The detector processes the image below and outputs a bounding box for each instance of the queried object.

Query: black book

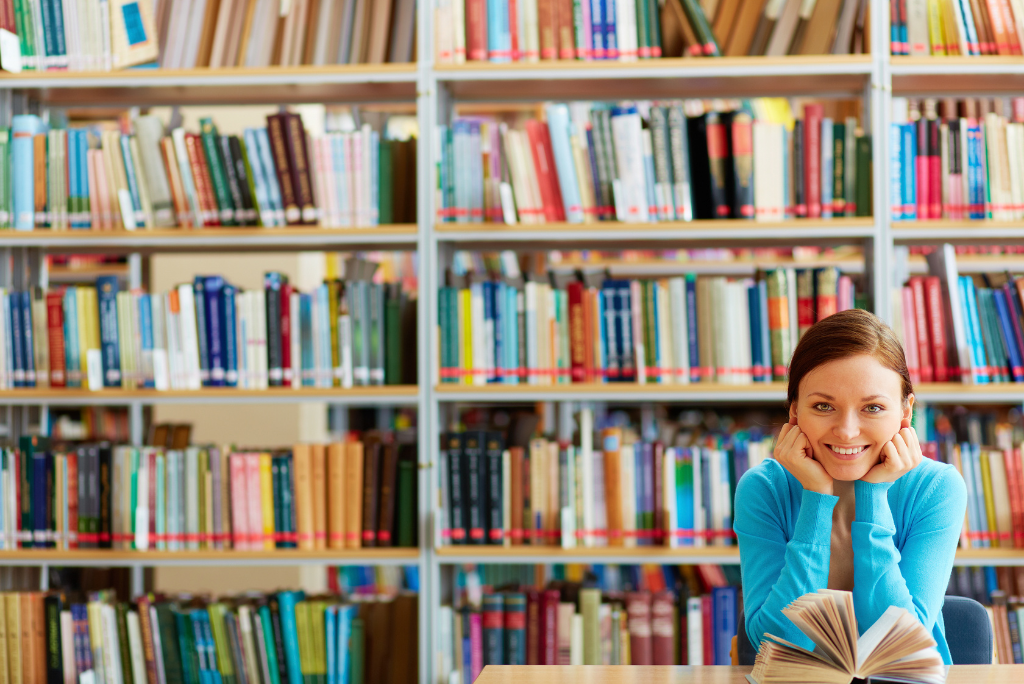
[686,114,714,219]
[269,598,290,684]
[462,430,487,545]
[395,445,418,547]
[444,432,467,544]
[706,111,734,219]
[116,603,136,684]
[45,452,54,549]
[730,112,754,220]
[484,432,505,545]
[44,594,64,684]
[793,119,806,217]
[192,276,211,386]
[265,272,284,386]
[154,602,186,684]
[98,442,113,549]
[220,136,250,226]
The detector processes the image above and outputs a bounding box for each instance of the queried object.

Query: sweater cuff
[793,489,838,546]
[854,480,895,527]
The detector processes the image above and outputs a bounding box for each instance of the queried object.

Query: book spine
[265,115,300,224]
[199,118,235,225]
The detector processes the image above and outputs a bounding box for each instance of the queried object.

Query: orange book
[184,132,218,226]
[345,440,364,549]
[327,442,346,549]
[292,444,315,550]
[602,427,623,547]
[311,443,328,550]
[20,594,33,684]
[31,594,43,684]
[160,137,192,227]
[33,134,46,229]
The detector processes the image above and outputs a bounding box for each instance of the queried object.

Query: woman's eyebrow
[807,392,835,400]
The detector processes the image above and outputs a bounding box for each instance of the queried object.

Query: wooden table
[474,665,1024,683]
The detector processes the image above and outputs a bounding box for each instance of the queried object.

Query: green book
[295,601,313,684]
[155,603,186,684]
[173,608,200,684]
[198,117,236,226]
[679,0,720,56]
[378,139,393,226]
[855,135,872,217]
[634,0,651,57]
[207,604,237,684]
[258,604,283,684]
[580,588,601,665]
[384,284,402,385]
[237,136,266,226]
[116,603,135,684]
[833,122,846,215]
[129,449,138,549]
[396,457,416,547]
[310,601,327,684]
[349,617,364,684]
[646,0,662,57]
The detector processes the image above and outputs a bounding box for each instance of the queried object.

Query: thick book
[747,589,944,684]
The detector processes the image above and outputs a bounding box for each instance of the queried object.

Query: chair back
[735,595,993,666]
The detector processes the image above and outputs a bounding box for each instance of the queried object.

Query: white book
[185,447,199,550]
[610,108,649,222]
[135,454,149,550]
[692,446,705,548]
[905,0,929,54]
[126,612,147,684]
[434,0,453,63]
[339,305,353,389]
[170,128,203,227]
[63,0,80,70]
[522,0,539,61]
[592,450,607,547]
[709,449,725,545]
[656,280,672,385]
[87,603,107,684]
[155,452,166,551]
[580,407,595,548]
[102,604,123,684]
[438,605,454,683]
[238,606,262,684]
[502,448,512,547]
[241,291,254,388]
[786,267,798,354]
[669,277,689,384]
[524,281,538,384]
[687,596,704,665]
[256,289,269,389]
[176,284,202,390]
[164,293,185,390]
[61,610,76,684]
[617,0,638,60]
[570,614,584,665]
[98,0,112,70]
[452,0,466,63]
[236,291,249,388]
[561,444,577,548]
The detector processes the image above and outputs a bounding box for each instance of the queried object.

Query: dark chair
[735,595,993,665]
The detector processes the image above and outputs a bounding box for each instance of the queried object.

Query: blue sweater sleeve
[734,463,838,651]
[851,465,967,638]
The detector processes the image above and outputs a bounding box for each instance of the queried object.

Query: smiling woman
[734,309,968,665]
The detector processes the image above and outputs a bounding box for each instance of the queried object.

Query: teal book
[259,604,282,684]
[348,617,363,684]
[277,591,304,684]
[155,603,186,684]
[325,607,337,684]
[174,609,201,684]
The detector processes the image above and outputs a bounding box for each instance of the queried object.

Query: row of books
[159,0,416,70]
[0,433,419,552]
[437,101,871,226]
[437,267,859,385]
[947,564,1024,664]
[437,411,774,547]
[0,267,416,391]
[436,0,865,63]
[890,0,1024,55]
[4,112,416,231]
[889,97,1024,221]
[49,407,130,442]
[895,243,1024,385]
[0,588,416,684]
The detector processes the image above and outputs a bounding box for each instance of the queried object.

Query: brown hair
[786,309,913,411]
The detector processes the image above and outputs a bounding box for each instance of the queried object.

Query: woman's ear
[788,404,798,426]
[901,393,915,429]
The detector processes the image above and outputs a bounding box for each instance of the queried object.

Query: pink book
[902,286,921,384]
[469,610,483,681]
[245,453,264,549]
[229,453,250,550]
[630,279,644,383]
[344,133,356,226]
[916,123,930,219]
[509,0,521,60]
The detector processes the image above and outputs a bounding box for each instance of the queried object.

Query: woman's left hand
[861,419,923,484]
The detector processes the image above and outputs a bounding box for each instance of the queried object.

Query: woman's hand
[775,421,834,495]
[861,419,923,484]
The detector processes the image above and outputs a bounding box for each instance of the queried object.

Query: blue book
[965,443,990,548]
[492,281,504,383]
[9,290,23,388]
[20,291,34,387]
[120,134,145,226]
[961,276,990,383]
[255,128,285,226]
[711,586,738,665]
[203,276,226,386]
[222,283,238,386]
[486,0,511,62]
[32,452,46,547]
[201,613,222,684]
[757,280,771,383]
[901,123,917,220]
[138,293,155,388]
[190,612,212,684]
[11,115,40,230]
[276,591,304,684]
[604,0,617,58]
[640,443,653,545]
[63,288,79,387]
[51,0,68,64]
[676,449,692,547]
[337,605,353,684]
[67,129,79,227]
[192,276,211,385]
[889,123,903,221]
[96,275,122,387]
[686,275,700,382]
[600,281,620,380]
[617,281,635,381]
[590,0,605,58]
[242,129,272,227]
[594,288,606,382]
[992,289,1024,382]
[968,123,985,218]
[79,130,91,228]
[325,606,338,684]
[300,293,314,386]
[820,119,834,219]
[481,594,504,665]
[545,104,585,223]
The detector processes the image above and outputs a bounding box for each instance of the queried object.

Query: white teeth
[829,445,865,455]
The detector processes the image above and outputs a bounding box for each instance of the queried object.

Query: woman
[734,309,967,664]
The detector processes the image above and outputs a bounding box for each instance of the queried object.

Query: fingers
[880,440,900,468]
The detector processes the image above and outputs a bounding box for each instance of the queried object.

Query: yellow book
[259,452,276,550]
[75,288,90,387]
[927,0,947,55]
[311,601,327,677]
[988,449,1014,549]
[295,602,312,679]
[459,287,472,385]
[979,449,1000,548]
[5,594,20,684]
[0,594,8,684]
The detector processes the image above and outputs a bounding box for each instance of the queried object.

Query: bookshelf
[2,2,1024,682]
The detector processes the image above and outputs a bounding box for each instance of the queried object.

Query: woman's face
[789,354,914,482]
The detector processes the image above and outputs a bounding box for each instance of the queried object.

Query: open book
[746,589,946,684]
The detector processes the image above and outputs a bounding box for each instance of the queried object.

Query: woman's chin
[822,459,874,482]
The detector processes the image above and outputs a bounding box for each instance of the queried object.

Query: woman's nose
[832,412,860,440]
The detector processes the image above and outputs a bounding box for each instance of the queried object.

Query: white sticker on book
[499,183,517,225]
[118,189,137,230]
[0,30,22,73]
[86,350,104,390]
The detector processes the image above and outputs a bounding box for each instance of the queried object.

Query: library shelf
[434,55,874,101]
[914,383,1024,403]
[0,386,419,406]
[433,546,741,565]
[0,548,420,567]
[434,546,1024,567]
[892,220,1024,244]
[0,64,419,106]
[433,382,787,403]
[890,56,1024,95]
[0,226,419,254]
[433,218,877,249]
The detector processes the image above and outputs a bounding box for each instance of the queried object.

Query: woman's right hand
[774,422,834,495]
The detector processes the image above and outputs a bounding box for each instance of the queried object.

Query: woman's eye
[814,403,832,412]
[864,405,883,413]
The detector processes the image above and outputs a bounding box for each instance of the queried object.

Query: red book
[652,591,675,665]
[541,589,559,664]
[567,282,586,382]
[652,442,664,545]
[45,290,66,387]
[184,133,220,226]
[928,119,942,218]
[281,282,293,385]
[1004,449,1023,548]
[924,276,949,382]
[467,0,488,61]
[626,591,653,665]
[702,595,714,666]
[538,0,558,59]
[526,588,541,664]
[67,451,78,550]
[706,115,731,218]
[509,0,521,59]
[229,454,250,550]
[557,0,576,59]
[148,449,158,547]
[509,446,524,545]
[803,104,824,218]
[1014,449,1024,547]
[524,120,566,222]
[909,277,934,382]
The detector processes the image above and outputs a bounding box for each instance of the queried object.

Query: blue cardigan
[733,456,967,664]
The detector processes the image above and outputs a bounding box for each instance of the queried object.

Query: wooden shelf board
[437,55,872,74]
[0,548,420,566]
[0,226,419,253]
[893,220,1024,244]
[0,386,419,405]
[434,546,739,559]
[890,56,1024,94]
[434,383,787,403]
[0,64,419,82]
